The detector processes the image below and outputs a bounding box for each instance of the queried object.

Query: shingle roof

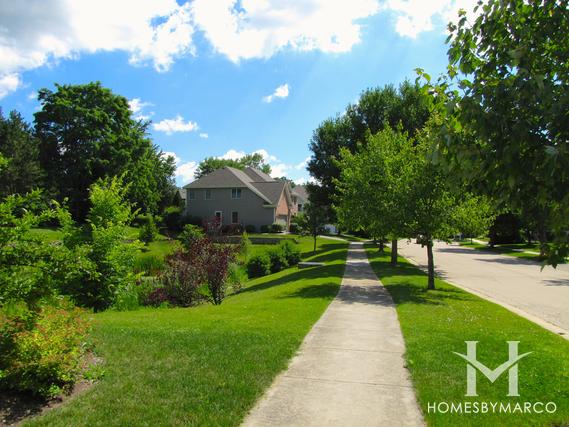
[183,166,285,205]
[292,185,308,202]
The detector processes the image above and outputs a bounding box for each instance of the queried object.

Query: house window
[231,211,238,224]
[215,211,222,223]
[231,188,242,199]
[205,189,212,200]
[189,190,195,200]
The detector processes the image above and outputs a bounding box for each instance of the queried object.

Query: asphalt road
[397,240,569,337]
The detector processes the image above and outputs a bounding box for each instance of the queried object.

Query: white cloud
[263,83,290,103]
[191,0,380,62]
[128,98,152,114]
[295,156,311,170]
[199,132,209,139]
[0,0,195,92]
[162,151,181,164]
[153,115,199,135]
[0,73,22,99]
[382,0,478,38]
[220,149,246,160]
[175,161,198,183]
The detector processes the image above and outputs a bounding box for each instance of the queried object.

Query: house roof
[183,166,287,205]
[292,185,308,202]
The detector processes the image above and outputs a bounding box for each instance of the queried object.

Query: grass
[459,241,544,262]
[365,244,569,426]
[28,227,63,243]
[25,237,348,426]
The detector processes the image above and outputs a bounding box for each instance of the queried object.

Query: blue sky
[0,0,476,185]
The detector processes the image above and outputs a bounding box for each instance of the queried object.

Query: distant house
[291,185,308,214]
[183,167,294,231]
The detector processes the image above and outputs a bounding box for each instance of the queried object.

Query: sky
[0,0,477,186]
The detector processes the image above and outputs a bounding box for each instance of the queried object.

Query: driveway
[397,240,569,337]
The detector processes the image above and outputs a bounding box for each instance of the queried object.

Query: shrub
[245,224,256,233]
[160,250,203,307]
[0,302,91,398]
[138,216,158,245]
[247,253,271,278]
[279,240,301,265]
[178,224,205,249]
[163,206,183,231]
[289,223,299,233]
[133,254,166,276]
[145,287,171,307]
[271,223,285,233]
[239,232,252,260]
[227,263,246,294]
[267,247,289,273]
[260,225,271,233]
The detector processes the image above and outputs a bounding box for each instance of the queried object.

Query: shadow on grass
[240,264,345,296]
[301,242,347,261]
[280,283,340,299]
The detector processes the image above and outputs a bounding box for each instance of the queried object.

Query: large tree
[35,82,174,219]
[436,0,568,262]
[307,81,432,215]
[194,152,271,179]
[0,110,44,198]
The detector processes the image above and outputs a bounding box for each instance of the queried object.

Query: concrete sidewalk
[242,242,423,427]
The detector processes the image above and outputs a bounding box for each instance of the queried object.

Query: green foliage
[34,82,175,219]
[138,216,158,245]
[58,176,140,311]
[239,232,252,260]
[295,204,327,254]
[489,212,523,246]
[178,224,205,249]
[308,81,433,212]
[279,240,301,266]
[246,253,271,278]
[267,248,289,273]
[162,206,183,231]
[159,250,203,307]
[0,301,90,398]
[453,194,496,241]
[437,0,569,265]
[244,224,256,233]
[271,222,284,233]
[0,110,44,198]
[260,225,271,233]
[226,263,246,294]
[195,152,271,179]
[133,254,166,276]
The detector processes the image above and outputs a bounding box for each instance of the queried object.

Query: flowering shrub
[160,250,203,307]
[0,302,91,398]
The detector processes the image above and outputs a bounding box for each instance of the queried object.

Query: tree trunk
[390,239,398,266]
[313,234,317,254]
[379,240,384,253]
[537,222,547,258]
[427,241,435,290]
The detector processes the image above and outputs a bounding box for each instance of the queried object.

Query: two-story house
[183,166,294,231]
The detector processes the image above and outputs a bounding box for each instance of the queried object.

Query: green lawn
[365,244,569,426]
[25,237,348,426]
[28,227,64,243]
[459,241,544,262]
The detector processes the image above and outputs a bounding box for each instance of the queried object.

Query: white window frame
[231,188,242,199]
[205,189,212,200]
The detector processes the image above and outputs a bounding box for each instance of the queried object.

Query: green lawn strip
[365,244,569,427]
[28,227,63,243]
[459,241,543,262]
[336,234,369,242]
[25,237,348,426]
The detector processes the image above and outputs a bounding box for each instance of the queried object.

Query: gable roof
[292,185,308,202]
[183,166,288,205]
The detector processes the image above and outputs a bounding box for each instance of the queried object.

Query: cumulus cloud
[0,0,195,96]
[175,161,198,183]
[263,83,289,103]
[0,73,22,99]
[191,0,380,62]
[128,97,154,121]
[153,115,199,135]
[218,148,307,180]
[382,0,478,38]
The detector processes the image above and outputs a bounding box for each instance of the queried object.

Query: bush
[0,302,91,398]
[260,225,271,233]
[178,224,205,249]
[289,223,299,234]
[271,223,285,233]
[160,250,203,307]
[240,232,252,260]
[227,263,246,294]
[180,215,202,228]
[247,253,271,278]
[163,206,183,231]
[138,216,158,245]
[133,254,166,276]
[245,224,256,233]
[267,247,289,273]
[145,287,171,307]
[279,240,301,265]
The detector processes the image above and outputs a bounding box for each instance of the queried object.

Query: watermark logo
[453,341,531,397]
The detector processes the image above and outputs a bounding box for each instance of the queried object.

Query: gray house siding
[186,187,275,230]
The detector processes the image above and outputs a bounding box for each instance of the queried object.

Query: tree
[436,0,568,262]
[297,203,327,254]
[194,152,271,179]
[35,82,174,219]
[335,128,415,265]
[307,81,433,214]
[452,194,496,243]
[0,110,44,198]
